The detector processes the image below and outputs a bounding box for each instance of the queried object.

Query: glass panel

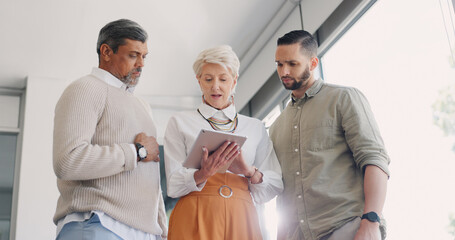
[262,105,281,130]
[159,145,178,219]
[0,133,16,240]
[320,0,455,239]
[0,220,10,240]
[0,96,20,129]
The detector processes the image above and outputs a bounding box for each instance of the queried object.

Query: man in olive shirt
[269,30,390,240]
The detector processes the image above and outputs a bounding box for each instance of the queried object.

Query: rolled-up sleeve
[340,88,391,177]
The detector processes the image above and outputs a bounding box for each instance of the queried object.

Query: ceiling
[0,0,354,109]
[0,0,360,188]
[0,0,287,97]
[0,0,349,139]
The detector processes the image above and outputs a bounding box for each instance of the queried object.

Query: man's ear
[310,57,319,70]
[99,44,113,62]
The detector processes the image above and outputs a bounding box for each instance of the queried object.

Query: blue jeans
[56,214,123,240]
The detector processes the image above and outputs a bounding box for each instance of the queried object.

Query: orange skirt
[168,172,262,240]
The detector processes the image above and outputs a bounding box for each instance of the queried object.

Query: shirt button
[296,171,300,175]
[294,149,299,152]
[300,219,304,223]
[298,195,302,199]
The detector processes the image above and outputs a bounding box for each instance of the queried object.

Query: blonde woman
[164,45,283,240]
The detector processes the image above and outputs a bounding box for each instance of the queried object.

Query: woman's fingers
[224,142,238,156]
[214,141,231,156]
[203,142,228,164]
[204,141,242,172]
[202,147,208,162]
[212,141,233,160]
[214,144,239,170]
[225,145,240,160]
[224,151,239,168]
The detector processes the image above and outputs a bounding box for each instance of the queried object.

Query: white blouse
[163,102,283,204]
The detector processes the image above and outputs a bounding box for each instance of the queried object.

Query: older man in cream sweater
[53,19,167,240]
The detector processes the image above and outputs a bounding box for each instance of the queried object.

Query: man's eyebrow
[130,51,148,56]
[275,60,295,63]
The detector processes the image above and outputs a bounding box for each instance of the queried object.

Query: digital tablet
[183,129,247,169]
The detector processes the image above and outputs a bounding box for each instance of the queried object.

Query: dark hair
[96,19,148,56]
[277,30,318,57]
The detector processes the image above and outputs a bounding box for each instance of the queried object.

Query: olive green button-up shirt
[269,79,390,240]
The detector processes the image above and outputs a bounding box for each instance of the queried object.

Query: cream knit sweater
[53,74,167,236]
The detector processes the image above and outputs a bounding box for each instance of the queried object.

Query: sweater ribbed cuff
[121,143,137,171]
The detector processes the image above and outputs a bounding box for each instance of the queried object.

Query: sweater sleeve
[53,78,137,181]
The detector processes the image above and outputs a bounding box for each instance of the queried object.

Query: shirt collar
[198,102,237,120]
[90,67,135,93]
[291,78,324,103]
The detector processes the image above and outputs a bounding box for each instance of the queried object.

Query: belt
[186,185,253,203]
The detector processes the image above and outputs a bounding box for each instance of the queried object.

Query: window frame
[0,87,25,240]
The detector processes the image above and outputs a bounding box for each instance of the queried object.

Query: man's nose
[136,56,145,68]
[282,66,290,75]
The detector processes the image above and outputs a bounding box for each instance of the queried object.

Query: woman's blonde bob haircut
[193,45,240,79]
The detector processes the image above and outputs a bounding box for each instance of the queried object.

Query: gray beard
[121,69,140,87]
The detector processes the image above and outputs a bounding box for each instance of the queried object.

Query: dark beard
[283,66,311,90]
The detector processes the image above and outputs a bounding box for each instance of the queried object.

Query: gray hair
[96,19,148,57]
[193,45,240,79]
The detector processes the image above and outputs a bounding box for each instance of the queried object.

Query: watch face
[138,147,147,158]
[365,212,380,223]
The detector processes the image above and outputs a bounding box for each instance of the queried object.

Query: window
[262,105,281,130]
[320,0,455,239]
[0,95,20,129]
[260,0,455,239]
[0,134,17,240]
[0,89,23,240]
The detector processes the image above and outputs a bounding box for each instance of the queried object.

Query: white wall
[15,76,69,239]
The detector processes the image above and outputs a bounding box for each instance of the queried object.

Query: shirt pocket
[300,120,335,151]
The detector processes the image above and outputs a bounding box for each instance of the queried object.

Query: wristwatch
[361,211,381,224]
[135,143,147,162]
